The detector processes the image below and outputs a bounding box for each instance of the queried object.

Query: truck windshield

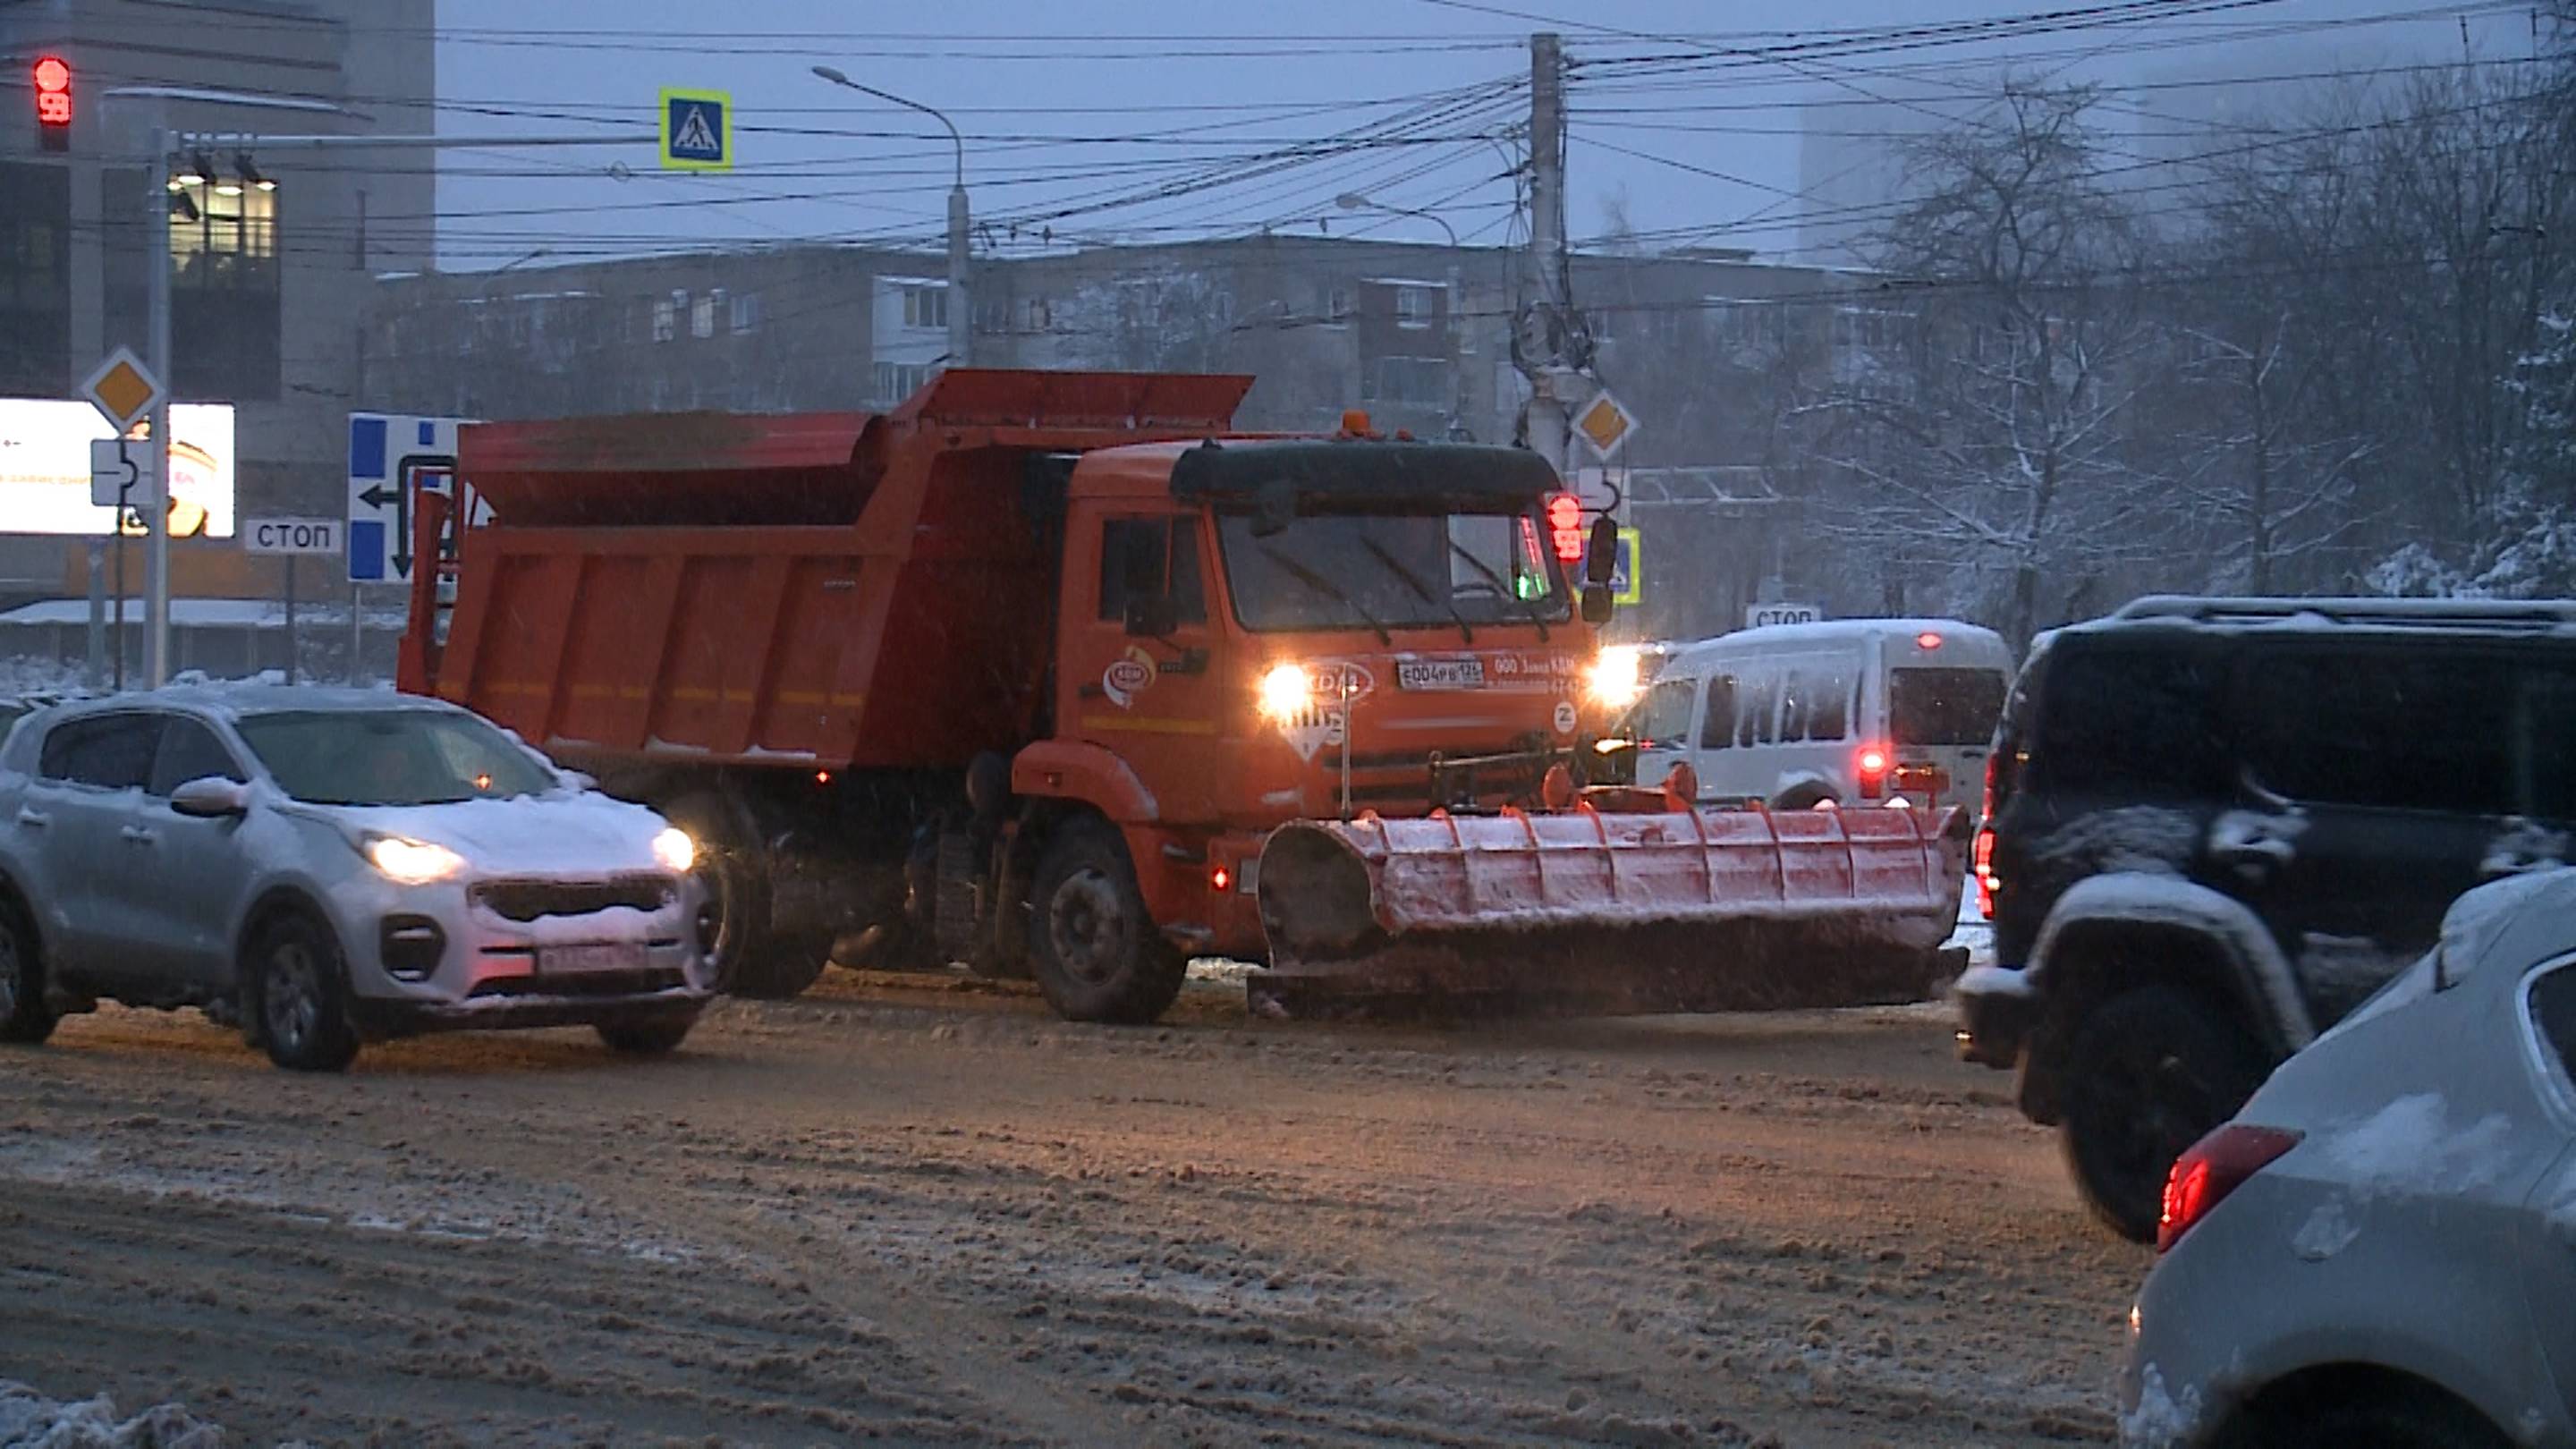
[236,710,561,807]
[1217,509,1569,633]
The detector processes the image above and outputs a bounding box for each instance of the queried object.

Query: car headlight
[1258,662,1311,721]
[1586,646,1643,709]
[367,835,466,885]
[652,826,697,874]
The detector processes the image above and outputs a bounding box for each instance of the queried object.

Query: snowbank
[0,1382,230,1449]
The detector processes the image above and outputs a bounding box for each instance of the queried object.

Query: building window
[1394,286,1434,326]
[167,177,281,400]
[1360,357,1449,407]
[731,291,762,333]
[872,360,933,402]
[902,284,948,331]
[1323,283,1351,324]
[1023,296,1052,332]
[691,292,716,339]
[977,300,1013,335]
[652,296,678,343]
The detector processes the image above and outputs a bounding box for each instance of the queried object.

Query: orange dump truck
[401,369,1968,1023]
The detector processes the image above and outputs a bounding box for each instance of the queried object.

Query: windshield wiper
[1258,542,1393,646]
[1446,538,1550,642]
[1359,537,1472,644]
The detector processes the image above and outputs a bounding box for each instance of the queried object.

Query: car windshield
[1216,508,1570,634]
[234,709,559,807]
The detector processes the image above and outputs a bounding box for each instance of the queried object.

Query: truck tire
[734,930,832,1000]
[0,894,58,1046]
[1028,820,1185,1025]
[2059,983,2271,1241]
[662,790,806,998]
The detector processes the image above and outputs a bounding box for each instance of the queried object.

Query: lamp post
[1335,193,1464,437]
[812,65,969,370]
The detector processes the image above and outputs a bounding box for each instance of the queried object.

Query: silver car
[0,687,713,1071]
[2122,869,2576,1449]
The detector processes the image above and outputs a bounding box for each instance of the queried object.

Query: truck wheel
[1028,821,1185,1024]
[733,931,832,1000]
[2059,984,2270,1241]
[250,911,360,1073]
[664,791,779,996]
[0,894,58,1046]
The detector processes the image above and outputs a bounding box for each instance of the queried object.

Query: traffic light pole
[144,119,171,686]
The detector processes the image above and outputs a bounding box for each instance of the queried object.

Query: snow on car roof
[50,684,460,721]
[2438,869,2576,984]
[2083,595,2576,638]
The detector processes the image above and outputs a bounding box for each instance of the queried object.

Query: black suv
[1955,595,2576,1240]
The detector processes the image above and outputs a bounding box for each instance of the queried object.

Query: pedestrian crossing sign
[660,88,732,172]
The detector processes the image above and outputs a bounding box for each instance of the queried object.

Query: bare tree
[1801,85,2177,647]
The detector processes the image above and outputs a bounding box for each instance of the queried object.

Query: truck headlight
[367,835,466,885]
[1586,646,1642,709]
[652,826,697,874]
[1258,663,1311,721]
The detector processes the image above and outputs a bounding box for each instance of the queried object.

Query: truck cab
[1021,437,1588,1011]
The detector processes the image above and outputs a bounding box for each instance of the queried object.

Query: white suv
[0,686,713,1071]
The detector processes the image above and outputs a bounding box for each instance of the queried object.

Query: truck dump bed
[407,370,1251,771]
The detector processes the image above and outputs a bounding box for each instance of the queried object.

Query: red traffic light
[32,55,72,129]
[1545,491,1586,564]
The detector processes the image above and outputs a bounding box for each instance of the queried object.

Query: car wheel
[2060,984,2271,1241]
[2216,1385,2512,1449]
[0,895,57,1046]
[1028,820,1184,1025]
[596,1015,696,1056]
[250,912,360,1073]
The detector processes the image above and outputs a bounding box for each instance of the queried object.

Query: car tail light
[2159,1124,2302,1253]
[1856,745,1888,800]
[1981,752,1996,822]
[1973,826,1997,919]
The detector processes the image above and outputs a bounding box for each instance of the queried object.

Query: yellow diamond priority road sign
[81,346,165,433]
[1572,388,1638,462]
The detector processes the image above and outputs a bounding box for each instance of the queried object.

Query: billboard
[0,397,236,538]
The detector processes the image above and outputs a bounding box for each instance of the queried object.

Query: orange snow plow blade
[1250,801,1971,1018]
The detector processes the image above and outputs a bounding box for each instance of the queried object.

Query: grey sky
[428,0,2526,270]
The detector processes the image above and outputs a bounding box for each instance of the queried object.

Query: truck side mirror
[1124,595,1180,639]
[1580,584,1614,626]
[1584,516,1620,589]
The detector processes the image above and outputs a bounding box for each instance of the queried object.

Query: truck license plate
[1397,658,1486,691]
[538,943,646,975]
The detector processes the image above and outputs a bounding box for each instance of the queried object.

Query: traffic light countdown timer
[33,55,71,150]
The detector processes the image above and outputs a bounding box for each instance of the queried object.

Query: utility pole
[1519,33,1573,477]
[144,119,172,687]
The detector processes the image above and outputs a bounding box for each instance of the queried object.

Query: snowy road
[0,968,2136,1447]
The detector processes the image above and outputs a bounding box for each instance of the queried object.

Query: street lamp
[812,65,970,370]
[1335,193,1466,437]
[1335,191,1460,249]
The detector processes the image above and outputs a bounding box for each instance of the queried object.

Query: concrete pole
[145,121,173,688]
[83,542,105,689]
[1521,34,1571,477]
[947,181,971,369]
